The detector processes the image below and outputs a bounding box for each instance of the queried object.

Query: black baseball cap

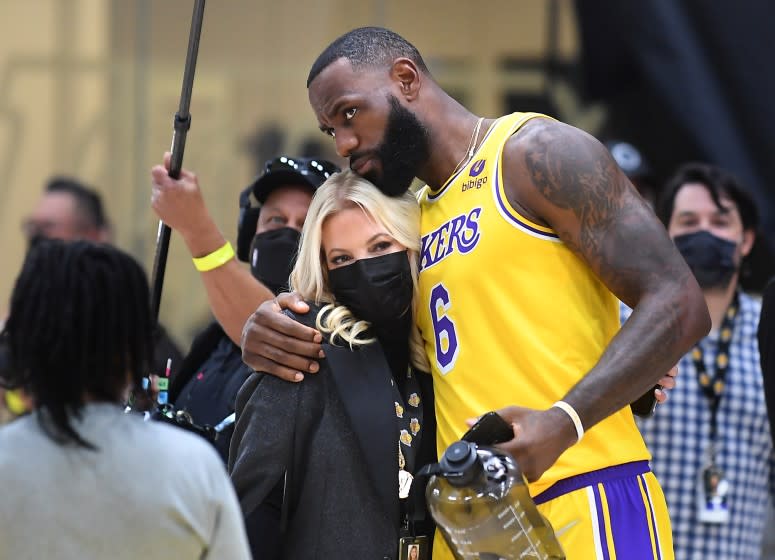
[236,156,340,261]
[250,156,338,202]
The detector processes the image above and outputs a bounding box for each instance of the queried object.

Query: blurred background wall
[0,0,582,345]
[1,0,773,347]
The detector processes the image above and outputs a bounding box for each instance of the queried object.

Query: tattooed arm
[494,118,710,480]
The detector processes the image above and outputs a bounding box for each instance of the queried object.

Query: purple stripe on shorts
[592,484,611,560]
[604,473,654,559]
[640,474,662,560]
[533,461,650,505]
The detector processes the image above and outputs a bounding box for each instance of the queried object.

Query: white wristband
[552,400,584,443]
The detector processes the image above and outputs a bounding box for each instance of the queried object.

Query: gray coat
[229,308,436,560]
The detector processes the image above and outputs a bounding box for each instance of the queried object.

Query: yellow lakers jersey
[416,112,651,498]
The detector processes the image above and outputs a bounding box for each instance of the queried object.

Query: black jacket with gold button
[229,305,436,560]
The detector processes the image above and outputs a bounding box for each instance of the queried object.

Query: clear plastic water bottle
[424,441,565,560]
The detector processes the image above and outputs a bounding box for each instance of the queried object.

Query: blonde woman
[229,170,435,559]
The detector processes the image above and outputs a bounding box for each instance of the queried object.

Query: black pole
[150,0,206,321]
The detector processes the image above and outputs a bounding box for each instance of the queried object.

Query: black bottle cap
[440,441,484,487]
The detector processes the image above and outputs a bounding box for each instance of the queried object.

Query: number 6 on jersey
[429,283,459,374]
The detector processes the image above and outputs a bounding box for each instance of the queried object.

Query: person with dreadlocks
[0,177,183,423]
[0,239,250,560]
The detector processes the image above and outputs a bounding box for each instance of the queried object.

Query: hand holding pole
[150,0,207,320]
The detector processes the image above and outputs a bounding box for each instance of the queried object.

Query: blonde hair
[290,169,430,372]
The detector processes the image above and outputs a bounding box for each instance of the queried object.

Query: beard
[354,95,430,197]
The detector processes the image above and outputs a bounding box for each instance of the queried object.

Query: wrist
[192,241,235,272]
[181,220,226,259]
[550,401,584,444]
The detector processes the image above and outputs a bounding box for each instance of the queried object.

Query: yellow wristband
[192,241,234,272]
[5,389,30,416]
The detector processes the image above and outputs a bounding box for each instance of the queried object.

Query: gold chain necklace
[450,116,484,178]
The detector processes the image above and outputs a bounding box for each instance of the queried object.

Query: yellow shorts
[535,461,674,560]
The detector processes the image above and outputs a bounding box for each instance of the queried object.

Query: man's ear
[390,58,421,101]
[741,228,756,258]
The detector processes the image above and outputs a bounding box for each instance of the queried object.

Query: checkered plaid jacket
[623,292,775,560]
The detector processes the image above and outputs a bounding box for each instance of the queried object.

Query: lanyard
[395,368,428,537]
[691,292,739,452]
[394,367,423,476]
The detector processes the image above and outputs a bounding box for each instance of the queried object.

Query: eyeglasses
[264,156,339,183]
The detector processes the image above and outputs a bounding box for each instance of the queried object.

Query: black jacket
[170,321,252,462]
[229,307,436,560]
[758,278,775,444]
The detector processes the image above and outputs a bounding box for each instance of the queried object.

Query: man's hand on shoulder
[241,292,325,382]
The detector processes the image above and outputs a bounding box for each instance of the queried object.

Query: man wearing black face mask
[150,154,338,560]
[150,154,338,459]
[239,157,339,294]
[623,163,775,559]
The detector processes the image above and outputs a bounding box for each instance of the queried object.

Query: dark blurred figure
[22,176,112,243]
[5,177,184,416]
[635,163,774,558]
[605,140,659,208]
[4,178,118,422]
[758,280,775,445]
[0,240,250,559]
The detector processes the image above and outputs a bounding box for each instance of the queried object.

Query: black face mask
[327,251,414,326]
[249,227,301,295]
[674,230,738,289]
[27,233,46,252]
